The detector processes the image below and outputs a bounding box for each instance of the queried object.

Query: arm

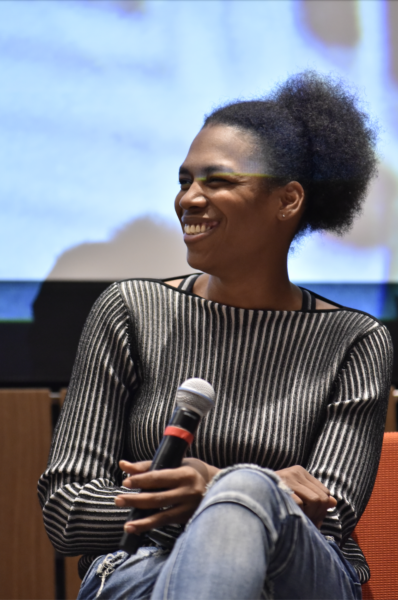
[37,283,139,556]
[306,325,393,545]
[109,325,392,539]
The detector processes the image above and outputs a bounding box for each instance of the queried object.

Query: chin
[186,253,204,272]
[186,251,219,276]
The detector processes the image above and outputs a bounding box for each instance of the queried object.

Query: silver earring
[282,214,285,218]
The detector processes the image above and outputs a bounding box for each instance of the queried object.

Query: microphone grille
[176,378,215,418]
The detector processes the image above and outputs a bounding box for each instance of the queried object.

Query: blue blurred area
[302,283,398,321]
[0,282,42,322]
[1,281,398,322]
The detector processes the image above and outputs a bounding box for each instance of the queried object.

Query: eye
[179,178,192,190]
[207,176,233,186]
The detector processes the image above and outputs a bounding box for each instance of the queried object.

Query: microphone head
[176,378,215,418]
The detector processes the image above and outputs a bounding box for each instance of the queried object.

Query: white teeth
[184,223,212,235]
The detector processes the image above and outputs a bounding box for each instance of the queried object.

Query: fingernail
[115,497,125,506]
[124,523,136,533]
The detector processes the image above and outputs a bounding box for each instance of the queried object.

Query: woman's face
[175,124,292,276]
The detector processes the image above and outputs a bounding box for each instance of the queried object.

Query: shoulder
[305,287,389,339]
[116,275,197,298]
[112,276,195,324]
[74,282,134,362]
[88,281,125,318]
[326,307,393,366]
[332,305,390,339]
[304,288,393,358]
[81,282,130,336]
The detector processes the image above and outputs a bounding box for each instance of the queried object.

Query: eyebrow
[179,165,236,177]
[178,165,273,179]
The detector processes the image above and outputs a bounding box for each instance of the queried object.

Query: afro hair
[203,71,378,238]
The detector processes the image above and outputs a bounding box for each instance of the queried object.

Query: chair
[352,432,398,600]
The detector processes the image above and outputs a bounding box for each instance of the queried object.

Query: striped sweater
[38,274,393,583]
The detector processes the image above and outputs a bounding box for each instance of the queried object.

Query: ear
[277,181,305,222]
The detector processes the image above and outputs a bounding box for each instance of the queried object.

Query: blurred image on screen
[2,0,398,323]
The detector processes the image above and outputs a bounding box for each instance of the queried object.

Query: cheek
[174,193,183,218]
[224,201,262,230]
[224,206,271,247]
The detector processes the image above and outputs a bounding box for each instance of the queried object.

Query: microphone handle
[119,507,158,554]
[120,408,201,554]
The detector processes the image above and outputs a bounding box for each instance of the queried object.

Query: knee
[207,465,281,501]
[191,466,289,544]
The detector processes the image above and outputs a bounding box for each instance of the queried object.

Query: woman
[39,72,392,600]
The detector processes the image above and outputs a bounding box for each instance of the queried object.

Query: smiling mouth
[183,223,215,235]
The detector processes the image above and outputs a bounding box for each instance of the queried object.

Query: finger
[281,466,331,497]
[116,489,181,510]
[314,497,338,529]
[119,460,152,475]
[120,461,153,488]
[123,466,201,490]
[290,491,330,527]
[116,481,205,510]
[124,503,197,534]
[291,493,303,508]
[292,484,331,523]
[292,479,330,505]
[277,467,332,502]
[301,470,332,496]
[292,483,328,506]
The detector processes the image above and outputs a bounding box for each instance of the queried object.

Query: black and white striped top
[38,274,393,583]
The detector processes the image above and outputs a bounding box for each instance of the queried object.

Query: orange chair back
[352,432,398,600]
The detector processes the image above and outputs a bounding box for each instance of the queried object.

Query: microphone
[119,378,215,554]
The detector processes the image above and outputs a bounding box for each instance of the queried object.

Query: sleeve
[305,324,393,547]
[37,283,139,556]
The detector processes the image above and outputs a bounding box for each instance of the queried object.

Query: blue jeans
[77,466,362,600]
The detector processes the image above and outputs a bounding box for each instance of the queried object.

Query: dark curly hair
[203,71,378,238]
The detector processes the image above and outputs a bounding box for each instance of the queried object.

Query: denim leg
[77,547,170,600]
[151,466,362,600]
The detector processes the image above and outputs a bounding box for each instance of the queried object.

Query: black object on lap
[119,378,215,555]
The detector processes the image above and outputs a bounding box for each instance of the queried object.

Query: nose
[178,180,208,211]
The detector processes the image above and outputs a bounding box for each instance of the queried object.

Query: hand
[115,458,219,535]
[275,465,337,528]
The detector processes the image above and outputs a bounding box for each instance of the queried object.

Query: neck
[193,255,302,311]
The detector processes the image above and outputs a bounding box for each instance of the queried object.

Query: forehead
[181,125,261,172]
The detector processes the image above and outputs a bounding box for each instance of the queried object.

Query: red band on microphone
[164,426,194,445]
